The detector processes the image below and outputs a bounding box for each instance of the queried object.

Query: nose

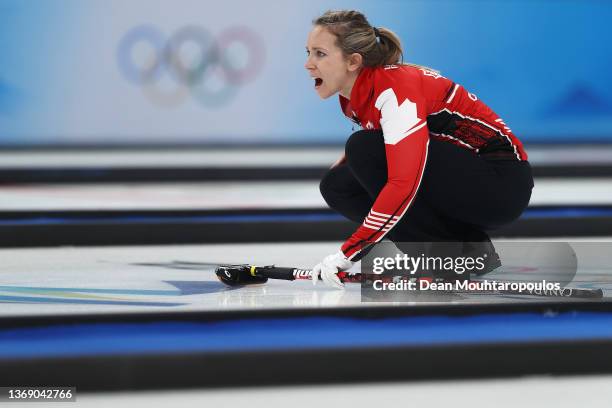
[304,56,315,71]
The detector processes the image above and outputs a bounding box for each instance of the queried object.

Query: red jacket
[339,65,527,260]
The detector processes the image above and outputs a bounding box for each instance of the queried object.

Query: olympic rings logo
[116,24,265,108]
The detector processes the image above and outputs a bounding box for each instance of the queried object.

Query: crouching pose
[305,10,533,288]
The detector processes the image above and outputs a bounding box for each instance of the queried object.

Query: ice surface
[1,240,611,317]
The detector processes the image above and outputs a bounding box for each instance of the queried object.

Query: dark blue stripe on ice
[0,212,342,226]
[2,312,612,359]
[521,207,612,218]
[0,295,183,307]
[1,207,612,226]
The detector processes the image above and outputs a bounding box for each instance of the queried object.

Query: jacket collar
[339,67,375,118]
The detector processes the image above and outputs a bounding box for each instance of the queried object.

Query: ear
[347,53,363,72]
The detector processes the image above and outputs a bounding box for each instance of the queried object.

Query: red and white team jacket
[338,65,528,261]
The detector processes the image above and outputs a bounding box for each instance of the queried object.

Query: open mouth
[314,78,323,89]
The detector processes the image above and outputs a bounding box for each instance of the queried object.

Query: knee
[319,168,342,208]
[345,129,384,165]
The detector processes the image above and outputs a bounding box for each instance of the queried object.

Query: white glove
[312,250,354,289]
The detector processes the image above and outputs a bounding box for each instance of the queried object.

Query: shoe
[464,240,502,276]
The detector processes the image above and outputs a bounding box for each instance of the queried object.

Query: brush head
[215,264,268,286]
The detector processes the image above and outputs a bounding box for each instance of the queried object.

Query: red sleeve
[341,86,430,261]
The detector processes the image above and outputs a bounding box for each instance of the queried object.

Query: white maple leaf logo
[375,88,423,145]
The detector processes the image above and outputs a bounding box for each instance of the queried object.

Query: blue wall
[0,0,610,146]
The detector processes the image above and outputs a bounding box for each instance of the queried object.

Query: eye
[317,51,326,57]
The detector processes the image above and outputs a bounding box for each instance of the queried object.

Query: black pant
[320,130,534,247]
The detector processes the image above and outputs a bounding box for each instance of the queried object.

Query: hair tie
[373,27,382,44]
